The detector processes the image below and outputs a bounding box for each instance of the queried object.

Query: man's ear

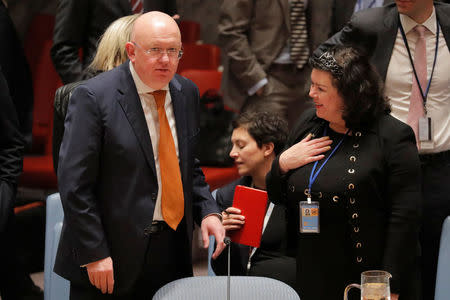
[125,42,136,62]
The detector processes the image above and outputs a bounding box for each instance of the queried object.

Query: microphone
[224,236,231,300]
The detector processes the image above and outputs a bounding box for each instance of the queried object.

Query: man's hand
[222,207,245,231]
[391,293,399,300]
[201,215,225,259]
[279,134,332,174]
[86,256,114,294]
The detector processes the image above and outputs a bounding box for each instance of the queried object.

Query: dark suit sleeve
[314,10,378,58]
[0,3,33,147]
[0,68,24,231]
[51,0,89,84]
[381,122,421,293]
[57,84,110,265]
[144,0,177,16]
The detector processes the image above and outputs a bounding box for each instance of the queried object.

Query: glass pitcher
[344,270,392,300]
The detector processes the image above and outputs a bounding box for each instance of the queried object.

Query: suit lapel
[374,6,399,80]
[169,77,188,180]
[278,0,290,32]
[436,4,450,52]
[116,62,157,177]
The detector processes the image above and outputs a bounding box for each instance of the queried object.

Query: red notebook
[229,185,268,248]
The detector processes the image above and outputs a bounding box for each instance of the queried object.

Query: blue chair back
[44,193,70,300]
[208,189,218,276]
[435,216,450,300]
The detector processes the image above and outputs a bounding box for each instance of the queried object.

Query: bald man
[55,12,225,299]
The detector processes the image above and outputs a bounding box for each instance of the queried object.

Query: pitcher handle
[344,283,361,300]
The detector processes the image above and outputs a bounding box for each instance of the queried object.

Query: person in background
[266,46,421,300]
[52,14,139,173]
[0,0,33,149]
[218,0,335,128]
[0,67,41,300]
[211,112,299,288]
[51,0,177,84]
[55,12,224,299]
[317,1,450,297]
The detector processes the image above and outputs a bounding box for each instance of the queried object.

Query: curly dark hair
[232,111,288,155]
[309,46,390,130]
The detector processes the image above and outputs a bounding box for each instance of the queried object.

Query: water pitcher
[344,270,392,300]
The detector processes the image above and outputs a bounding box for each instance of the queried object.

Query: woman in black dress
[266,46,421,300]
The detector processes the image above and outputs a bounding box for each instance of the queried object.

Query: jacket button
[356,256,363,263]
[349,197,356,204]
[352,213,359,219]
[348,183,355,190]
[332,195,339,203]
[356,242,362,248]
[349,155,356,162]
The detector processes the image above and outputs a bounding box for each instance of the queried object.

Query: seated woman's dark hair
[309,46,390,130]
[232,111,288,155]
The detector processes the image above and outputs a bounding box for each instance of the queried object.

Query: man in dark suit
[0,68,42,300]
[317,1,450,298]
[51,0,177,84]
[55,12,225,299]
[0,0,33,149]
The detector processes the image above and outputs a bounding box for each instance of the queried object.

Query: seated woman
[266,46,421,300]
[52,14,139,172]
[212,111,303,288]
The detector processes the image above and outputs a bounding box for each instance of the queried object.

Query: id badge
[299,201,320,233]
[418,117,431,141]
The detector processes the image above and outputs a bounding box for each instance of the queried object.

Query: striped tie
[290,0,309,69]
[130,0,143,14]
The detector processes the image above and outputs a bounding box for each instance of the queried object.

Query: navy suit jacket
[317,2,450,81]
[54,61,219,294]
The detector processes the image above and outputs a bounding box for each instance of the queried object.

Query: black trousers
[70,220,193,300]
[419,152,450,299]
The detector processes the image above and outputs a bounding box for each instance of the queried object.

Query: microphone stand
[224,237,231,300]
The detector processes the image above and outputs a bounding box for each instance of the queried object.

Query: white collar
[399,6,437,36]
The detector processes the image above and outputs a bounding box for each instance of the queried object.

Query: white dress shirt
[129,63,180,221]
[385,7,450,154]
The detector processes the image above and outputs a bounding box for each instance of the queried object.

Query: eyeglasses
[132,42,183,59]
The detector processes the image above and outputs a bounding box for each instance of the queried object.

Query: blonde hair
[88,14,140,72]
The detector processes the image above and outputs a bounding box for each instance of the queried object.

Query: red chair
[179,20,201,44]
[177,44,221,73]
[20,14,62,190]
[179,69,222,96]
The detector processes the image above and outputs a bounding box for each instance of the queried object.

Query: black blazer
[211,177,296,288]
[0,67,24,231]
[0,2,33,147]
[317,2,450,81]
[267,109,421,298]
[51,0,177,84]
[54,61,219,294]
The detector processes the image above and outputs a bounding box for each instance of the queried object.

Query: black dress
[267,109,421,300]
[211,177,296,289]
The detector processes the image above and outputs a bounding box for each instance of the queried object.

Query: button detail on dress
[348,183,355,190]
[349,156,356,162]
[332,195,339,202]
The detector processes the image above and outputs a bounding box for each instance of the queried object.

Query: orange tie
[152,90,184,230]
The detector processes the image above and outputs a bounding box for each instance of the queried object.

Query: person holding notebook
[211,111,329,289]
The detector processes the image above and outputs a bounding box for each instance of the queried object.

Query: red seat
[179,69,222,96]
[19,14,62,190]
[201,166,239,191]
[177,44,221,73]
[179,20,201,44]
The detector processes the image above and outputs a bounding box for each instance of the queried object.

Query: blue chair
[44,193,70,300]
[435,216,450,300]
[207,190,218,276]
